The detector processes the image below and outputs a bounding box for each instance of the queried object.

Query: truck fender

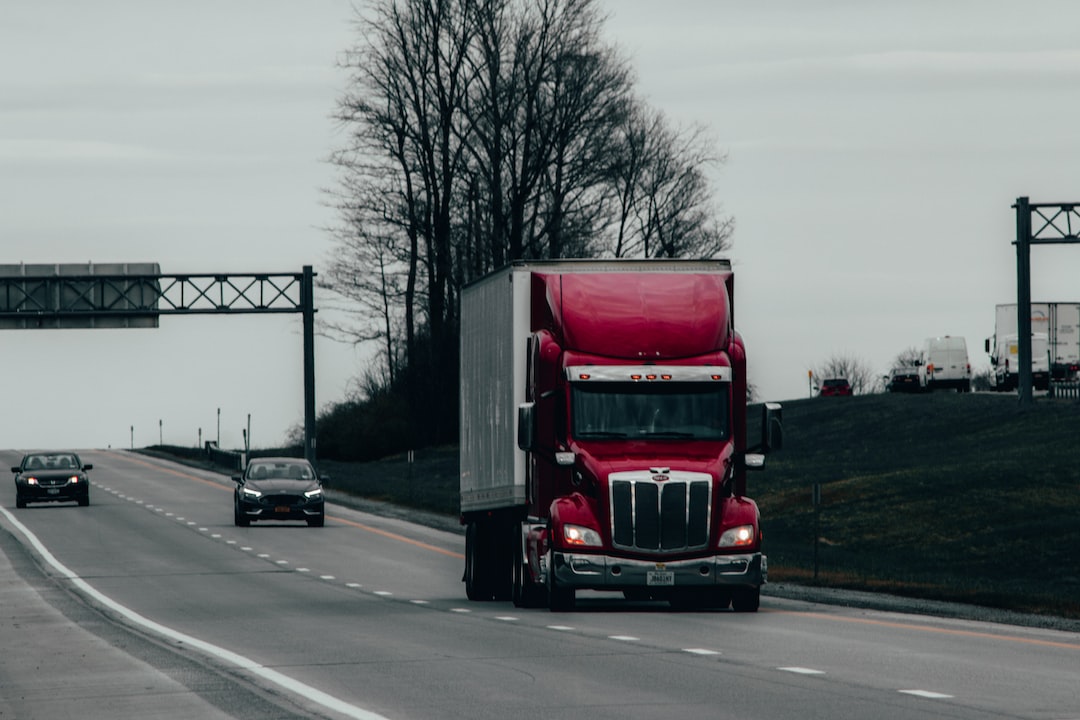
[548,492,601,551]
[718,496,762,546]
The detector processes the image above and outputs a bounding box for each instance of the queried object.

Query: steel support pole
[1015,197,1033,406]
[302,265,317,464]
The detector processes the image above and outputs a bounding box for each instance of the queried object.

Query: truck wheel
[513,539,544,608]
[465,523,493,601]
[731,586,760,613]
[546,548,575,612]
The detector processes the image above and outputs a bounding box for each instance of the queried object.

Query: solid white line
[683,648,720,655]
[778,667,826,675]
[899,689,953,699]
[0,506,390,720]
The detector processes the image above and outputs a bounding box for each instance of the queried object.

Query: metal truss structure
[1013,198,1080,405]
[0,264,319,462]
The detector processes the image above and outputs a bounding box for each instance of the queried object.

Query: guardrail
[1049,381,1080,399]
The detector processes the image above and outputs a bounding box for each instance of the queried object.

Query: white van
[989,332,1050,391]
[918,336,971,392]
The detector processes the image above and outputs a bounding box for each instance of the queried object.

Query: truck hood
[571,440,732,480]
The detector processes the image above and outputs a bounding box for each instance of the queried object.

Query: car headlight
[304,488,323,499]
[718,524,756,548]
[563,524,602,547]
[69,475,80,483]
[26,476,38,485]
[241,487,263,498]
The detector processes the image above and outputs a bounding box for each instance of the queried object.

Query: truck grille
[609,471,711,553]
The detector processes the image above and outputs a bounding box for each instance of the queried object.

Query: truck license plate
[647,571,674,586]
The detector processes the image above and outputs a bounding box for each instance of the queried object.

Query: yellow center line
[770,609,1080,651]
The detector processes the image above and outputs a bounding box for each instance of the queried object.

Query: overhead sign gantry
[1012,198,1080,405]
[0,263,319,463]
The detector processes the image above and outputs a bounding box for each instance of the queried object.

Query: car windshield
[25,454,78,470]
[247,461,314,481]
[571,382,728,440]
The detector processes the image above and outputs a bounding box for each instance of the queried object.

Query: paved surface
[0,517,317,720]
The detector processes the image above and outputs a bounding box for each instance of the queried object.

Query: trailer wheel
[546,548,575,612]
[465,522,494,601]
[731,586,760,613]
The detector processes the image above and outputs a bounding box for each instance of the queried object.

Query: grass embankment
[316,393,1080,619]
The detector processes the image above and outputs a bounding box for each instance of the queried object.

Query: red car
[819,377,853,396]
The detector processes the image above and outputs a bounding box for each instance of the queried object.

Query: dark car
[233,457,326,527]
[888,365,922,393]
[819,377,853,397]
[12,452,92,508]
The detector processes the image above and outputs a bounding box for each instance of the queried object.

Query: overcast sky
[3,1,1079,450]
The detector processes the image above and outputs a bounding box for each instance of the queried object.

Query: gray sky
[3,1,1078,449]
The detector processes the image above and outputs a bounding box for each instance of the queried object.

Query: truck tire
[546,548,575,612]
[512,539,544,608]
[465,522,494,601]
[731,586,760,613]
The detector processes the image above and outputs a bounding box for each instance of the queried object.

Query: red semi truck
[459,259,782,611]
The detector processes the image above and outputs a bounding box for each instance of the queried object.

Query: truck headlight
[718,525,755,548]
[563,524,602,547]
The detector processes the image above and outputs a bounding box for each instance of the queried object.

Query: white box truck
[987,303,1080,383]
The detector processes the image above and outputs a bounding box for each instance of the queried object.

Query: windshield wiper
[638,431,695,438]
[575,430,628,439]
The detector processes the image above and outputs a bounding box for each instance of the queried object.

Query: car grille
[261,493,303,506]
[39,477,69,487]
[609,471,711,553]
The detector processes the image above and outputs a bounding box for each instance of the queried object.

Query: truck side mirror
[761,402,783,453]
[517,402,536,452]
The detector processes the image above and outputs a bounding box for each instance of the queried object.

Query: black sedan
[233,457,326,527]
[12,452,92,508]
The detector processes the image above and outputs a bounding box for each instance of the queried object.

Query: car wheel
[307,514,325,527]
[234,499,250,527]
[15,496,26,509]
[78,495,89,507]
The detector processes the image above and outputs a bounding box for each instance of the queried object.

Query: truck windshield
[571,382,729,441]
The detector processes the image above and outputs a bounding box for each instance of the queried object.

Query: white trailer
[987,303,1080,383]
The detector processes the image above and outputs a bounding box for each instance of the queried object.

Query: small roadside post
[812,482,822,581]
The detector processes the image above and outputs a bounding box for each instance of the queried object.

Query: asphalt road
[2,449,1078,720]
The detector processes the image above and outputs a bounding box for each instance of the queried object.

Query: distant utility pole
[159,419,163,446]
[217,407,221,447]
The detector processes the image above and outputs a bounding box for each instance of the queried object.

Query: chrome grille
[609,471,711,553]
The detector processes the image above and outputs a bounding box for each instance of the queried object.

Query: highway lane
[2,449,1078,720]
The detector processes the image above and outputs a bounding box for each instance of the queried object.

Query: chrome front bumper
[550,551,766,590]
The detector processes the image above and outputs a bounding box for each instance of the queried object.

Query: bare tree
[813,352,877,395]
[607,105,732,258]
[324,0,739,446]
[892,346,921,367]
